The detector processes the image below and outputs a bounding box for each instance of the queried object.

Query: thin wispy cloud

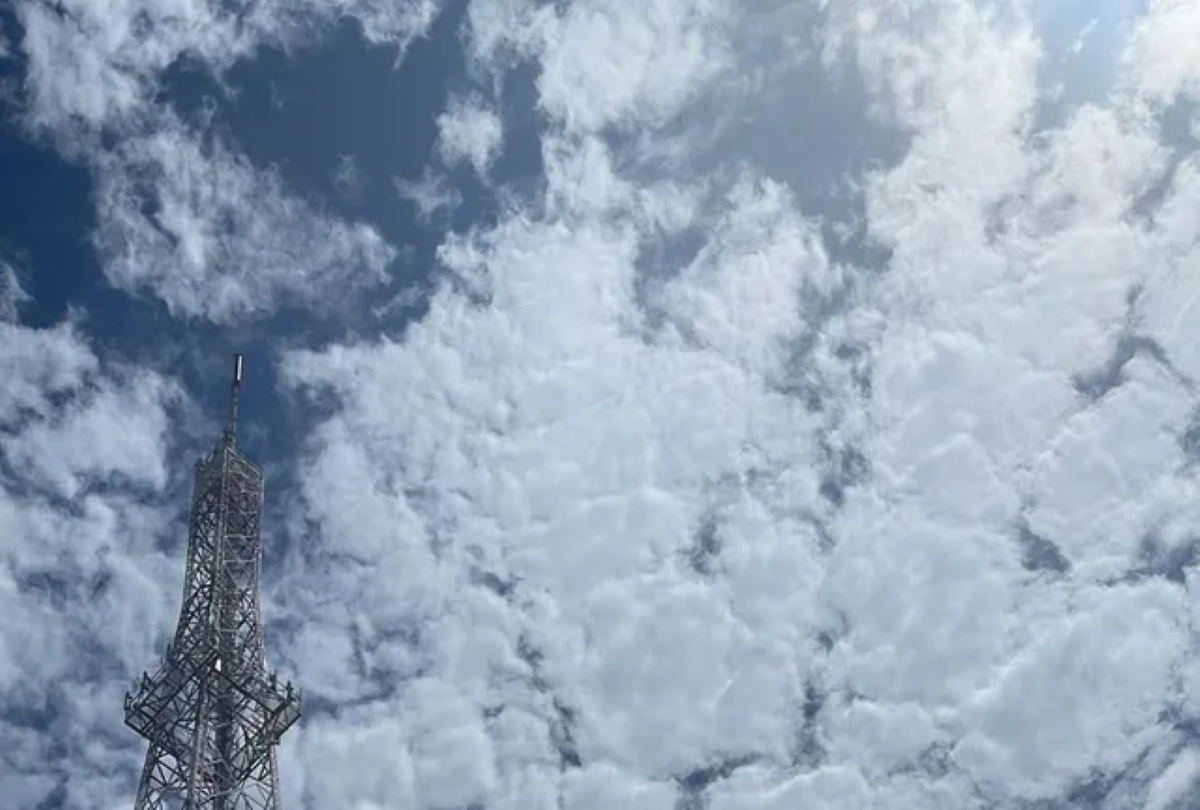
[92,115,396,323]
[395,171,464,226]
[12,0,440,324]
[437,94,504,176]
[0,255,29,322]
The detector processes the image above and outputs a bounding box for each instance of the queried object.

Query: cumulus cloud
[278,181,829,807]
[536,0,734,134]
[820,1,1200,802]
[1147,748,1200,810]
[267,0,1200,808]
[1123,0,1200,105]
[652,172,834,374]
[10,0,1200,808]
[0,320,185,807]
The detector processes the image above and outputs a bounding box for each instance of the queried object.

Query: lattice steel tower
[124,355,301,809]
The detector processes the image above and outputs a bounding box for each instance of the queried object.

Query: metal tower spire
[124,354,301,809]
[225,354,243,448]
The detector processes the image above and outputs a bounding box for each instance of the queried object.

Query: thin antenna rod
[226,353,243,446]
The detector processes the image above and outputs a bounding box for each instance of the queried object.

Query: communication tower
[124,355,301,809]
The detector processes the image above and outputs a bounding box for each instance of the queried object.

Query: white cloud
[10,0,1200,807]
[957,580,1186,797]
[15,0,447,140]
[278,163,834,800]
[91,115,396,323]
[1146,748,1200,810]
[332,153,367,204]
[395,171,464,225]
[1123,0,1200,105]
[0,257,30,322]
[465,0,556,68]
[815,0,1200,802]
[0,321,184,807]
[653,172,832,375]
[269,0,1200,807]
[711,764,874,810]
[540,134,635,218]
[466,0,734,135]
[437,95,504,176]
[1142,158,1200,379]
[11,0,431,324]
[0,320,99,419]
[541,0,734,134]
[562,762,676,809]
[5,370,178,498]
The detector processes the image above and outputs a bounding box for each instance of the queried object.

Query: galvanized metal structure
[124,355,301,809]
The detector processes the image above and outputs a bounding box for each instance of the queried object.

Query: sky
[2,0,1200,807]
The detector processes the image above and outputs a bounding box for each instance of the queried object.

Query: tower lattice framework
[125,355,301,809]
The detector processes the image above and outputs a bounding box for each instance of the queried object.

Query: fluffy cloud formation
[8,0,1200,808]
[465,0,734,135]
[271,1,1200,808]
[278,174,832,807]
[1123,0,1200,105]
[0,318,185,807]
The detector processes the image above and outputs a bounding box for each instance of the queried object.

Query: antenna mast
[124,352,300,809]
[225,353,243,447]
